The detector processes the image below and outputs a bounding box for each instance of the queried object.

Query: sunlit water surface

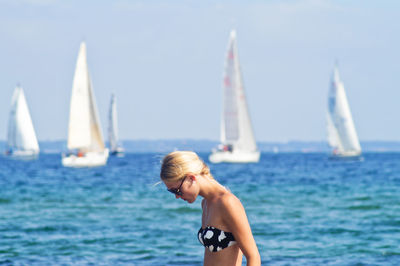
[1,153,400,265]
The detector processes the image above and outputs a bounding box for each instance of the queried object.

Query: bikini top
[197,226,237,252]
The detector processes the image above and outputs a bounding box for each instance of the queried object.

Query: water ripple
[1,153,400,265]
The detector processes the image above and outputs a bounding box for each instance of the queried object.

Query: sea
[1,152,400,265]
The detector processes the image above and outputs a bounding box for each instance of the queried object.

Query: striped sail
[221,30,257,152]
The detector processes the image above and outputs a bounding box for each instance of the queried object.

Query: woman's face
[164,176,198,203]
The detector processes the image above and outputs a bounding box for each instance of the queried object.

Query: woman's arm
[220,194,261,266]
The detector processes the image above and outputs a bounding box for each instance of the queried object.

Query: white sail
[62,42,109,167]
[6,86,39,158]
[108,93,124,155]
[326,113,341,149]
[327,65,361,157]
[209,30,260,163]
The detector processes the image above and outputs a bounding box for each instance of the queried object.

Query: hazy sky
[1,0,400,142]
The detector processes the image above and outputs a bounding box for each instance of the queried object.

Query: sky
[1,0,400,142]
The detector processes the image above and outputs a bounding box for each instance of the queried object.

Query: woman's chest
[202,202,226,230]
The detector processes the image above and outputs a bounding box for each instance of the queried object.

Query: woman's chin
[185,198,196,204]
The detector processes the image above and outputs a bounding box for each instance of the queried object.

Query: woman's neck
[199,176,227,200]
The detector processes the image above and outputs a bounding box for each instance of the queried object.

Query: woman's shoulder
[215,191,243,212]
[215,192,246,228]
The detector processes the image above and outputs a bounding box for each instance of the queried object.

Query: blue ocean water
[0,152,400,265]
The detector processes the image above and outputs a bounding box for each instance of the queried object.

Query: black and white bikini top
[197,226,237,252]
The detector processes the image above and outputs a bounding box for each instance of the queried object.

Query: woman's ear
[188,174,196,182]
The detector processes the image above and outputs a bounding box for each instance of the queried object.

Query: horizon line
[1,139,400,143]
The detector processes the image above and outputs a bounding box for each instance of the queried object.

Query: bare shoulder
[215,191,244,214]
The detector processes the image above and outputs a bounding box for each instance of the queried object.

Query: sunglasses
[167,176,186,196]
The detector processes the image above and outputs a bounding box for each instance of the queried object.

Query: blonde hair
[160,151,212,182]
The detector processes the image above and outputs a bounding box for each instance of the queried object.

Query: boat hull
[4,150,39,160]
[110,147,124,157]
[62,149,109,168]
[209,150,260,163]
[329,150,363,161]
[331,150,361,157]
[110,151,124,157]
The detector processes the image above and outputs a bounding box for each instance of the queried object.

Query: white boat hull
[62,149,109,168]
[4,150,39,160]
[209,150,260,163]
[333,150,361,157]
[330,150,362,159]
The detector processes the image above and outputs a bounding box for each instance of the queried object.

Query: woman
[160,151,261,266]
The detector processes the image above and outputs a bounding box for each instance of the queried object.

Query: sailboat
[108,93,124,156]
[62,42,109,167]
[5,85,40,159]
[326,64,361,157]
[209,30,260,163]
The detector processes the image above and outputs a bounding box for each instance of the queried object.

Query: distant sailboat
[209,30,260,163]
[5,86,39,159]
[108,93,124,156]
[62,42,109,167]
[327,64,361,157]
